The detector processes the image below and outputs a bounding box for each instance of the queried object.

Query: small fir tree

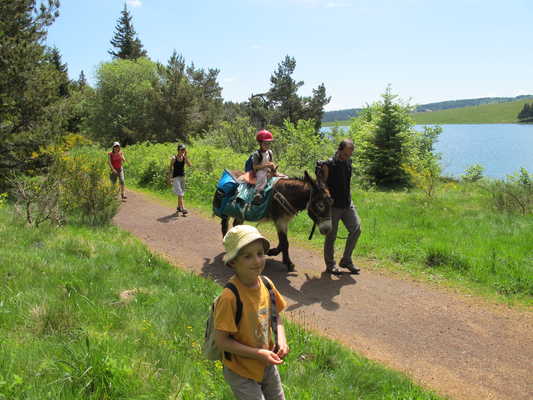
[108,4,147,60]
[77,70,87,89]
[47,46,70,96]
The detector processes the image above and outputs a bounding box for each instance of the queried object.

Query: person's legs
[261,365,285,400]
[223,366,265,400]
[118,169,126,199]
[255,169,268,192]
[177,177,187,213]
[324,207,343,273]
[172,177,186,213]
[339,203,361,272]
[253,169,268,204]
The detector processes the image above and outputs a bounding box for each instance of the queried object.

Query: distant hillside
[412,98,533,124]
[323,95,533,123]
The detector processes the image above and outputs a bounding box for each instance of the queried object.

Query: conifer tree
[247,55,330,131]
[0,0,62,187]
[518,103,533,122]
[365,85,413,187]
[47,46,70,96]
[77,70,87,89]
[108,4,147,60]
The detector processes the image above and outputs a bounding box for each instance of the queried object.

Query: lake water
[321,124,533,179]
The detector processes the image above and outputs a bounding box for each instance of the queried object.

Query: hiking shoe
[325,265,343,275]
[339,261,360,274]
[181,208,188,215]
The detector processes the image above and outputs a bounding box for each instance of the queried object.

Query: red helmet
[256,130,273,142]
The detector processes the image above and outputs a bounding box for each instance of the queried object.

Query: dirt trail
[114,190,533,400]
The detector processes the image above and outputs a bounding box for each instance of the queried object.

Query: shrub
[199,116,257,154]
[138,159,168,190]
[462,164,484,182]
[9,173,64,227]
[57,150,121,225]
[272,119,333,176]
[484,168,532,215]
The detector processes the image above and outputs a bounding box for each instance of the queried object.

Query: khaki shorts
[110,168,125,185]
[171,176,186,196]
[223,365,285,400]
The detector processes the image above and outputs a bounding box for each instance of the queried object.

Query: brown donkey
[214,171,332,271]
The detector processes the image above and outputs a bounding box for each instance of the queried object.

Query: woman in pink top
[108,141,127,200]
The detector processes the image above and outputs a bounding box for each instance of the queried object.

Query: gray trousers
[223,365,285,400]
[324,202,362,268]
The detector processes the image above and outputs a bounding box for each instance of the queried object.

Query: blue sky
[46,0,532,111]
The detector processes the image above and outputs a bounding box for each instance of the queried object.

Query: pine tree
[108,4,147,60]
[0,0,63,187]
[77,70,87,89]
[518,103,533,122]
[366,85,412,187]
[47,46,69,96]
[247,55,330,130]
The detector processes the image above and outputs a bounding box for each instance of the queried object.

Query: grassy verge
[0,206,442,399]
[115,143,532,306]
[323,98,532,126]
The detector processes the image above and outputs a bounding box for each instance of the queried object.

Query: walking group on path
[108,130,366,399]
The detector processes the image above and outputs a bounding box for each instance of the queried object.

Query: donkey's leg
[221,216,229,237]
[233,218,243,228]
[269,217,294,272]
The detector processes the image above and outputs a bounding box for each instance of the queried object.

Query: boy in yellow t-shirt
[214,225,289,399]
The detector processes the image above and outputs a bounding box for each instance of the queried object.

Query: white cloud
[126,0,142,8]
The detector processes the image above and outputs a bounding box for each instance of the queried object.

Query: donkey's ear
[304,170,316,185]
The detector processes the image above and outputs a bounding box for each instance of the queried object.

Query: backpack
[244,150,272,172]
[203,276,278,361]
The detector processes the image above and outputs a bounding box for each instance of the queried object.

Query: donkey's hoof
[286,263,295,272]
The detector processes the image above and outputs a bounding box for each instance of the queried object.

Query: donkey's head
[304,171,332,235]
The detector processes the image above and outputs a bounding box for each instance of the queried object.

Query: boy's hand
[257,349,283,365]
[276,341,290,359]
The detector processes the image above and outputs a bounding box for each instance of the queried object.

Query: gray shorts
[110,168,125,185]
[171,176,186,196]
[223,365,285,400]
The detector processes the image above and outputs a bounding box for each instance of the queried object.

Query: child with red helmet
[251,130,277,205]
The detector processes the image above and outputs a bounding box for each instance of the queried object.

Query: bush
[9,173,64,227]
[462,164,484,182]
[57,150,121,225]
[484,168,532,215]
[199,116,257,154]
[272,119,334,176]
[138,159,168,190]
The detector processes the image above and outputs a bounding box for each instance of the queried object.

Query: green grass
[117,142,533,306]
[0,206,442,399]
[412,98,531,124]
[323,98,532,126]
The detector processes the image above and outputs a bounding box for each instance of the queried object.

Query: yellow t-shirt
[214,275,287,382]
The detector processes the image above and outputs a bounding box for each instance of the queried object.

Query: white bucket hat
[112,141,120,147]
[223,225,270,264]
